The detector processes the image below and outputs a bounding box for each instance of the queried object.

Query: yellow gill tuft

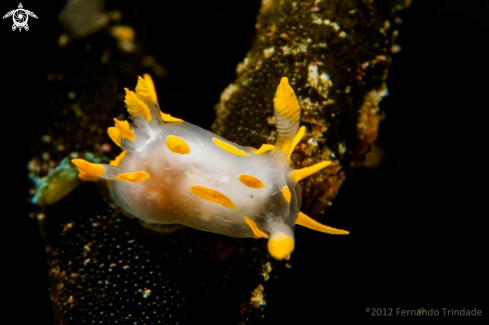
[124,88,152,122]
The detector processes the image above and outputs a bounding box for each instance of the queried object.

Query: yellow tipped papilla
[72,159,106,177]
[143,74,158,103]
[255,144,275,155]
[78,170,100,182]
[110,151,127,167]
[113,118,135,141]
[160,112,183,123]
[289,126,305,157]
[296,211,349,235]
[115,171,150,182]
[291,161,331,183]
[124,88,152,121]
[243,217,268,239]
[267,232,294,260]
[136,76,156,104]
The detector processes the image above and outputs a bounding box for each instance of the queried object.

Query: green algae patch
[30,152,108,206]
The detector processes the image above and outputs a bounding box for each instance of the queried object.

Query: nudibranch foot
[72,75,348,260]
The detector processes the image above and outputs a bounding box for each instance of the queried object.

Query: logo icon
[3,3,37,32]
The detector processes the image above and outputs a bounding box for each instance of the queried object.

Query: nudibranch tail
[267,222,295,260]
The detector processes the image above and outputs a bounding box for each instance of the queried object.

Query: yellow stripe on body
[115,171,150,182]
[190,185,237,209]
[212,137,249,157]
[239,174,264,189]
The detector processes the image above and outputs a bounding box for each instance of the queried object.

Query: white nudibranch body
[73,75,348,260]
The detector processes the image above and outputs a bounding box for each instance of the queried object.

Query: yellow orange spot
[160,112,183,123]
[107,127,122,146]
[72,159,105,177]
[115,171,150,182]
[255,144,275,155]
[190,185,236,209]
[282,186,291,203]
[295,211,349,235]
[212,137,248,157]
[166,135,191,154]
[267,232,294,260]
[243,217,268,239]
[239,174,264,189]
[113,118,135,141]
[124,88,152,121]
[289,126,305,157]
[110,151,127,167]
[135,76,156,104]
[291,161,331,183]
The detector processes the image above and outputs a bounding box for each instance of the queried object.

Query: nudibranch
[72,75,348,260]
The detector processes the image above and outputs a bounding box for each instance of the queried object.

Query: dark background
[4,0,486,322]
